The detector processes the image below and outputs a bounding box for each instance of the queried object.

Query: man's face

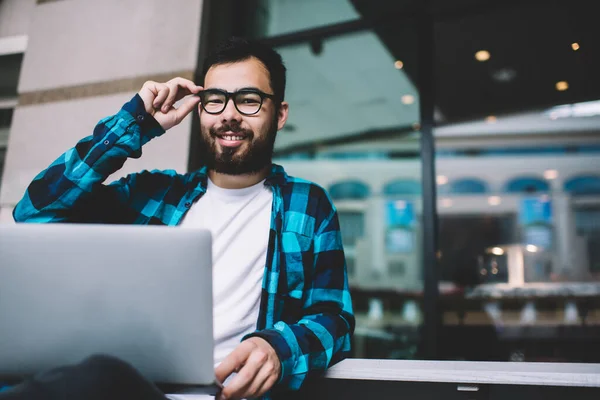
[198,57,288,175]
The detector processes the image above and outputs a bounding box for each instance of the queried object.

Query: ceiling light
[526,245,538,253]
[394,60,404,69]
[441,198,453,208]
[491,247,505,256]
[485,115,497,123]
[572,42,580,51]
[544,169,558,180]
[437,175,449,185]
[488,196,502,206]
[556,81,569,91]
[475,50,490,62]
[402,94,415,105]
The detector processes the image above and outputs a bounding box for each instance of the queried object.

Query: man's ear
[276,102,289,131]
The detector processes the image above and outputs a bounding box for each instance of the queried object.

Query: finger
[243,361,275,399]
[161,83,181,113]
[174,78,203,98]
[219,375,252,400]
[138,81,160,113]
[152,84,169,109]
[162,78,202,112]
[172,95,200,123]
[184,82,203,97]
[170,82,204,110]
[221,350,267,400]
[169,77,202,94]
[250,373,279,399]
[215,343,252,384]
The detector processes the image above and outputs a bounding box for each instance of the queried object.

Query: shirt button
[185,202,192,208]
[136,114,145,123]
[103,140,110,145]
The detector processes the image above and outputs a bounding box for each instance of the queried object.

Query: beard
[198,117,277,176]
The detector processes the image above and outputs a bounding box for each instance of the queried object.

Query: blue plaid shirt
[13,94,354,397]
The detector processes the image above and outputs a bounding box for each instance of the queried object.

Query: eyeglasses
[198,88,275,116]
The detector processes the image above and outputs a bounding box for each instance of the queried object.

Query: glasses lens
[202,91,227,113]
[235,91,262,115]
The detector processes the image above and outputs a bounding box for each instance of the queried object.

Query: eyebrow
[203,86,263,92]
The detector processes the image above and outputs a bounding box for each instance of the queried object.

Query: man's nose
[220,97,242,123]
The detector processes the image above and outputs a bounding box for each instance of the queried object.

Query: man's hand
[138,77,202,130]
[215,337,281,400]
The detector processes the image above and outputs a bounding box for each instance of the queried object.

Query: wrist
[122,94,165,140]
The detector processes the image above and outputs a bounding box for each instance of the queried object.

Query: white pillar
[506,245,525,286]
[370,196,388,280]
[553,193,584,279]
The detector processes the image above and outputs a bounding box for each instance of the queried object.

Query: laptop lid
[0,223,214,389]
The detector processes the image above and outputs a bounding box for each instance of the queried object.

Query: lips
[216,132,248,141]
[215,131,248,148]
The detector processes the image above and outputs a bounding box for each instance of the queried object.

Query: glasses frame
[198,88,276,116]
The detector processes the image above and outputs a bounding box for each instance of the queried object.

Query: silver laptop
[0,223,219,394]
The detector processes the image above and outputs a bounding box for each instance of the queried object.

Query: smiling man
[12,37,354,400]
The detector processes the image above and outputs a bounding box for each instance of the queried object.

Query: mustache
[210,123,254,138]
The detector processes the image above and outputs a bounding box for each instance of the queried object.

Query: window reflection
[250,0,360,38]
[247,0,600,363]
[434,0,600,362]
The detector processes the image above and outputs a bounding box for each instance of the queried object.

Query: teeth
[223,135,244,141]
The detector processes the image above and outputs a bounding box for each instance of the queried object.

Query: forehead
[204,57,272,92]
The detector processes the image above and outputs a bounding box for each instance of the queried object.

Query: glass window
[445,178,489,195]
[249,0,360,38]
[273,30,419,153]
[565,176,600,195]
[0,52,21,194]
[434,1,600,363]
[0,109,13,188]
[574,207,600,274]
[338,210,365,247]
[505,177,551,194]
[0,53,23,97]
[0,147,6,188]
[383,180,422,196]
[329,180,370,200]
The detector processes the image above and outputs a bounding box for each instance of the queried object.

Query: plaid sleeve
[13,94,165,223]
[247,201,355,391]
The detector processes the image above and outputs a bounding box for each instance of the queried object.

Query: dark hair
[202,37,286,105]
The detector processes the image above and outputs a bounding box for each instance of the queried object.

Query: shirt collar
[190,163,289,191]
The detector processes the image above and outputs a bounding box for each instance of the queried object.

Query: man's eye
[206,98,224,104]
[241,98,260,104]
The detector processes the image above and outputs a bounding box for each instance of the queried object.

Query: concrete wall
[0,0,204,221]
[0,0,36,38]
[18,0,202,93]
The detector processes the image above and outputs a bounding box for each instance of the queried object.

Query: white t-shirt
[179,178,272,365]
